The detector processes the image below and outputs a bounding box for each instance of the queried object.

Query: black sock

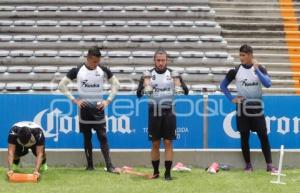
[152,160,160,175]
[13,159,20,165]
[164,160,172,177]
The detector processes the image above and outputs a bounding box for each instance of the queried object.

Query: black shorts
[236,101,267,134]
[15,144,45,158]
[148,108,176,141]
[79,100,106,132]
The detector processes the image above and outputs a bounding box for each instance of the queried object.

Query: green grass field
[1,167,300,193]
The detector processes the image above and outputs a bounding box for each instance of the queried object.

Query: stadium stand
[0,0,299,94]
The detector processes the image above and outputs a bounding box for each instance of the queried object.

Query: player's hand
[96,100,110,111]
[252,59,259,69]
[7,170,14,177]
[72,99,87,109]
[33,171,40,178]
[231,96,244,104]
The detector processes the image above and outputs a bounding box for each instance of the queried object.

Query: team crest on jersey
[152,75,156,80]
[95,72,100,76]
[166,75,172,81]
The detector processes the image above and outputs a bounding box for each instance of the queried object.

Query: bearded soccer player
[58,46,120,173]
[136,49,189,180]
[220,44,277,172]
[7,121,47,178]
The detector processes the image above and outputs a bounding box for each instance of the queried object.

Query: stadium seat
[200,35,223,42]
[59,50,82,57]
[168,6,189,12]
[124,6,145,11]
[127,20,148,26]
[34,50,58,57]
[13,35,35,42]
[104,20,126,26]
[172,21,194,27]
[60,35,82,42]
[132,51,154,58]
[37,6,58,12]
[32,82,58,91]
[59,20,81,26]
[58,66,74,73]
[107,51,131,58]
[59,6,80,11]
[167,51,180,58]
[153,35,176,42]
[177,35,200,42]
[82,20,103,26]
[181,51,204,58]
[14,20,35,26]
[149,20,171,26]
[205,52,229,58]
[185,67,210,74]
[119,83,138,91]
[37,35,59,42]
[0,66,7,72]
[102,6,123,11]
[83,35,106,42]
[8,66,32,73]
[0,50,9,57]
[33,66,58,73]
[190,6,211,12]
[210,67,230,74]
[10,50,34,57]
[130,35,152,42]
[106,35,129,42]
[169,67,185,73]
[191,84,218,92]
[6,82,32,91]
[15,6,36,11]
[0,20,13,26]
[0,35,12,42]
[81,6,102,11]
[110,66,134,73]
[146,6,167,11]
[195,21,217,27]
[36,20,58,26]
[134,66,152,73]
[0,6,14,11]
[0,83,5,90]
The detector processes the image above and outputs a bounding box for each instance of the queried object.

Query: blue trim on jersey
[255,68,272,88]
[220,78,234,102]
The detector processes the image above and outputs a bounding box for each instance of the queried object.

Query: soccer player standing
[220,44,277,172]
[58,46,120,173]
[137,49,189,180]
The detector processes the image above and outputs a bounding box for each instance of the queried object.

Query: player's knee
[164,140,173,149]
[152,140,160,149]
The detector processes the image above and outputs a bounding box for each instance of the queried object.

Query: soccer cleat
[40,163,48,171]
[12,163,19,171]
[164,173,172,181]
[266,164,278,173]
[244,163,253,172]
[85,165,95,171]
[106,166,120,174]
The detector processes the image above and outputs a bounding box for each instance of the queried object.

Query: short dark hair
[154,48,168,59]
[18,127,32,144]
[239,44,253,54]
[87,46,101,57]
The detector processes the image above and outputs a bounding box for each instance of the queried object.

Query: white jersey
[235,65,262,99]
[66,64,113,102]
[137,68,189,108]
[226,64,268,99]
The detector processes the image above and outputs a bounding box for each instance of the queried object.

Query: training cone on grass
[7,173,39,183]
